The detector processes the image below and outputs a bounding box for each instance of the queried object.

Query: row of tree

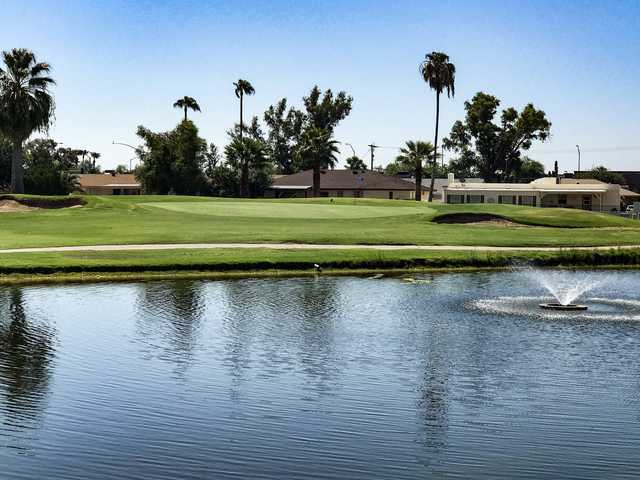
[135,83,353,197]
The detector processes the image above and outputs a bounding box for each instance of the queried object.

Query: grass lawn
[0,195,638,250]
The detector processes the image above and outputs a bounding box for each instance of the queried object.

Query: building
[442,174,640,212]
[400,176,484,201]
[267,169,423,199]
[77,173,141,195]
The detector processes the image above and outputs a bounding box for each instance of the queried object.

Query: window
[498,195,516,205]
[388,191,394,199]
[518,195,536,207]
[320,191,329,197]
[337,191,344,197]
[558,195,567,206]
[447,194,465,204]
[466,195,485,204]
[353,190,363,198]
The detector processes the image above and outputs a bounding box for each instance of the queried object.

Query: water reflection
[134,280,205,372]
[0,288,56,438]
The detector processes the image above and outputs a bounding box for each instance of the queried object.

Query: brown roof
[560,178,605,185]
[77,174,140,188]
[621,187,640,197]
[271,169,417,190]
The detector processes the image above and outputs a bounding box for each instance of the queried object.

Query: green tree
[394,141,434,197]
[420,51,455,202]
[443,92,551,182]
[0,136,11,189]
[345,155,367,170]
[295,127,339,197]
[224,137,271,197]
[173,96,201,121]
[115,164,129,174]
[515,156,545,182]
[303,86,353,133]
[23,139,78,194]
[0,48,55,193]
[233,79,255,140]
[135,120,207,194]
[577,166,625,185]
[263,98,304,174]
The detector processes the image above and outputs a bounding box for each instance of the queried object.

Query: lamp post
[113,141,137,172]
[345,143,356,157]
[576,144,581,173]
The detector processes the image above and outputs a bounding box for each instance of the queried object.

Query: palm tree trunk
[239,93,244,140]
[10,140,24,194]
[428,92,440,202]
[415,158,422,201]
[312,161,321,197]
[184,107,187,122]
[240,161,249,197]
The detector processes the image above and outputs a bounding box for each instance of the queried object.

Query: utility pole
[576,144,581,173]
[367,143,378,171]
[441,145,445,168]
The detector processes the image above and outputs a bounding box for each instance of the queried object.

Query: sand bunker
[0,199,39,212]
[432,213,530,227]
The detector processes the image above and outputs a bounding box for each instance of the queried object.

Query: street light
[344,142,356,157]
[112,141,136,150]
[576,144,581,173]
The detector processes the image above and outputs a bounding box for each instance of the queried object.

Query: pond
[1,270,640,479]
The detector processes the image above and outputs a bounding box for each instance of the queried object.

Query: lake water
[1,271,640,479]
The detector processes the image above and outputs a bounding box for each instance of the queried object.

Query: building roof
[445,176,614,194]
[621,188,640,198]
[77,174,140,188]
[271,169,417,190]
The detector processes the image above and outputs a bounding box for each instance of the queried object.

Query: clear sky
[2,0,639,172]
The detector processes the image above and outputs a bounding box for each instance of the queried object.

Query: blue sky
[2,0,639,171]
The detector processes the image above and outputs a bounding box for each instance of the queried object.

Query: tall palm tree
[395,140,434,200]
[233,79,255,140]
[173,96,201,121]
[0,48,55,193]
[420,51,455,202]
[296,127,339,197]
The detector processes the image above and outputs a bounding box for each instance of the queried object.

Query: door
[582,195,592,210]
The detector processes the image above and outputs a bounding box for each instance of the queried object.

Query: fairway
[142,200,432,219]
[0,195,638,251]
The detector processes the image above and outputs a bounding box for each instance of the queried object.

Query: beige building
[442,174,639,212]
[77,173,141,195]
[267,169,423,199]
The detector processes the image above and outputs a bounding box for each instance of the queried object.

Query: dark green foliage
[224,136,272,197]
[263,98,304,174]
[388,140,434,197]
[577,166,626,185]
[173,96,200,121]
[303,86,353,133]
[345,155,367,170]
[444,92,551,182]
[295,127,340,196]
[0,136,11,188]
[135,120,207,195]
[0,48,55,193]
[515,157,546,182]
[23,139,78,195]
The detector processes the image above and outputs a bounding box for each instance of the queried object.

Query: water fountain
[526,268,602,311]
[467,267,640,321]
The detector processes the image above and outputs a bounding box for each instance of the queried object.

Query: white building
[442,174,639,212]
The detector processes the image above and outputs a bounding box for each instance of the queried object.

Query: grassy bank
[0,195,638,249]
[0,247,638,284]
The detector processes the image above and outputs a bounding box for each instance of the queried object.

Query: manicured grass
[0,195,637,250]
[0,247,639,281]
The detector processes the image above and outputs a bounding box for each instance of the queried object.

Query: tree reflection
[0,287,56,432]
[135,280,205,372]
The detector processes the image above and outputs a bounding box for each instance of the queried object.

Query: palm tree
[296,127,339,197]
[0,48,55,193]
[395,140,434,200]
[225,137,268,197]
[173,96,201,121]
[233,79,255,140]
[420,52,455,202]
